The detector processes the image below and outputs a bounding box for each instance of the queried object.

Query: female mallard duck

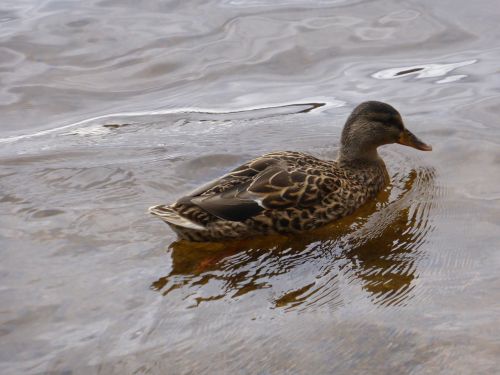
[149,101,431,242]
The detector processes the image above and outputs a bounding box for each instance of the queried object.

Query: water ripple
[372,59,477,81]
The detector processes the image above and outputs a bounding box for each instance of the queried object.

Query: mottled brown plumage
[149,101,431,242]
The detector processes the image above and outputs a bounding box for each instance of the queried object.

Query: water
[1,0,500,374]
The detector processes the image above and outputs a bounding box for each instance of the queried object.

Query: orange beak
[397,129,432,151]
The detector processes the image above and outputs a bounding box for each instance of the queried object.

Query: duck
[149,101,432,242]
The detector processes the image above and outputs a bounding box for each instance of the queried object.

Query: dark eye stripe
[385,114,404,130]
[363,111,404,130]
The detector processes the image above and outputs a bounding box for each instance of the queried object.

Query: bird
[149,101,432,242]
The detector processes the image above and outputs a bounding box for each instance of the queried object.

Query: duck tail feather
[148,205,206,230]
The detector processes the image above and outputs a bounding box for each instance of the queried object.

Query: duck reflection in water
[151,167,435,310]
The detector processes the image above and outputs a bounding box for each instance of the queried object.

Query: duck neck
[337,145,389,186]
[337,144,381,166]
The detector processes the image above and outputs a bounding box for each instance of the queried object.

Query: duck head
[338,101,432,162]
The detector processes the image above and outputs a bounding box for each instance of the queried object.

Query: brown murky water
[1,0,500,374]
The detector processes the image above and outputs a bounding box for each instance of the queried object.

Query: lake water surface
[1,0,500,374]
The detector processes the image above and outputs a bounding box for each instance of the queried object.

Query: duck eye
[383,115,403,130]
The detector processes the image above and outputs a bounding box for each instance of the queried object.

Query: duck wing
[183,161,334,222]
[184,156,280,198]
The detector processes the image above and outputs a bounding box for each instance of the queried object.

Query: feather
[149,205,205,230]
